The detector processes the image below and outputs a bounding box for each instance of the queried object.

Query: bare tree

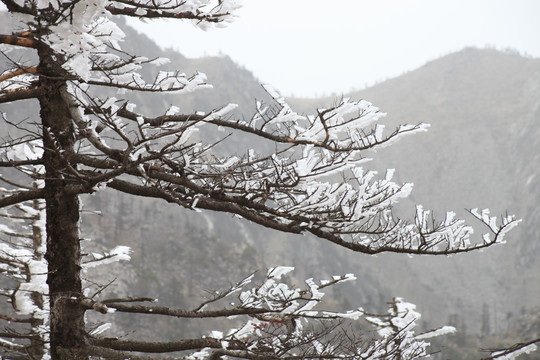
[0,0,532,359]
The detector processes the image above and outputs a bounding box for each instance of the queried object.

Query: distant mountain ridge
[290,47,540,338]
[2,11,539,354]
[130,38,540,338]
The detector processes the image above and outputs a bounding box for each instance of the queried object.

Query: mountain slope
[2,10,539,349]
[289,47,540,335]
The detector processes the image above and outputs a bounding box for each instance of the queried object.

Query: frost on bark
[0,145,49,358]
[0,201,49,359]
[0,0,535,359]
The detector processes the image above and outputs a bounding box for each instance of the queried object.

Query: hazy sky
[126,0,540,97]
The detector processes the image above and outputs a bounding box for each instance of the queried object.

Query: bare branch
[0,86,44,103]
[0,159,44,167]
[101,297,155,303]
[89,336,225,353]
[106,2,233,23]
[0,314,32,323]
[116,106,205,125]
[0,35,37,49]
[98,301,271,318]
[0,188,45,208]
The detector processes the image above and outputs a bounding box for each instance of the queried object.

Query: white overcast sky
[126,0,540,97]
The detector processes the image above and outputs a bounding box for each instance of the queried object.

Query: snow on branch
[60,81,520,256]
[0,66,40,104]
[82,245,132,269]
[87,267,452,359]
[0,187,49,358]
[0,0,526,358]
[363,297,456,359]
[0,136,132,357]
[4,2,218,93]
[106,0,241,29]
[478,338,540,360]
[2,0,521,338]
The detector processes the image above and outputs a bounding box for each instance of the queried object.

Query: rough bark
[38,48,87,359]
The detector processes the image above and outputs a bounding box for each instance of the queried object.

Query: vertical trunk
[38,50,87,359]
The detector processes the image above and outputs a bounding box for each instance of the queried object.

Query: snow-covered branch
[106,0,240,28]
[2,0,518,257]
[482,338,540,360]
[0,188,49,359]
[0,0,527,358]
[55,83,518,255]
[84,267,453,359]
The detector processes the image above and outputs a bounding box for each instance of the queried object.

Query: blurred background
[1,1,539,358]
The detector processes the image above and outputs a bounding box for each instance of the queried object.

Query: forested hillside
[1,12,539,357]
[290,47,540,355]
[92,27,540,351]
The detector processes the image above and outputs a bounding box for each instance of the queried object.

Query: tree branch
[0,314,32,323]
[99,301,271,318]
[115,106,425,153]
[87,345,179,360]
[0,331,35,339]
[481,338,540,360]
[106,166,495,255]
[89,336,225,353]
[106,3,230,22]
[0,188,45,208]
[0,159,44,167]
[106,178,306,236]
[0,35,37,48]
[0,66,38,83]
[0,86,44,104]
[101,297,155,303]
[116,107,205,126]
[207,349,279,360]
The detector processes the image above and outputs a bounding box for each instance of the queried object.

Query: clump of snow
[83,246,131,269]
[490,344,538,360]
[89,323,112,336]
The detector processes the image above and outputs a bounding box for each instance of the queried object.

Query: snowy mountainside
[1,9,539,352]
[97,31,540,342]
[289,47,540,338]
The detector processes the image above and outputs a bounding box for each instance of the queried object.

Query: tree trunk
[38,49,87,359]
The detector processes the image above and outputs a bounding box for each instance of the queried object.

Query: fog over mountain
[1,14,539,357]
[290,47,540,332]
[113,24,540,347]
